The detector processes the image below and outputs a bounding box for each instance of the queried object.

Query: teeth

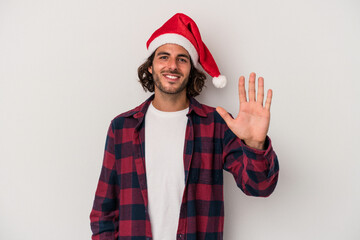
[165,75,179,79]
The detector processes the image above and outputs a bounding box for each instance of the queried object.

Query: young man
[90,13,279,240]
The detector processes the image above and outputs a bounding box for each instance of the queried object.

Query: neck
[152,90,189,112]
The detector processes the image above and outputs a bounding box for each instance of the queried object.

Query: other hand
[216,72,272,150]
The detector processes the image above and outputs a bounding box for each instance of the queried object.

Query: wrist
[243,139,265,150]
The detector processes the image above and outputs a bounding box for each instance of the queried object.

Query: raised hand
[216,72,272,150]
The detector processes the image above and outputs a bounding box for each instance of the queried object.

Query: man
[90,13,279,240]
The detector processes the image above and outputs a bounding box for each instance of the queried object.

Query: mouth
[163,74,181,81]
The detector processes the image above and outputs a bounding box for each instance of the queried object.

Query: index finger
[238,76,247,103]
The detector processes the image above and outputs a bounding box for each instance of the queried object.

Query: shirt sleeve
[222,126,279,197]
[90,122,119,239]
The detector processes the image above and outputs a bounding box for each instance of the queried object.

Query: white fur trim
[212,75,227,88]
[148,33,199,68]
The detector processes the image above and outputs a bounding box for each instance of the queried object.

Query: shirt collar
[187,95,207,117]
[122,94,208,120]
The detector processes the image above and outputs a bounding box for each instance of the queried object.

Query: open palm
[216,72,272,150]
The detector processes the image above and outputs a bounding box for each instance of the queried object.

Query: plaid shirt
[90,95,279,240]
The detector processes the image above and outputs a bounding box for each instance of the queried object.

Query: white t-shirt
[144,102,188,240]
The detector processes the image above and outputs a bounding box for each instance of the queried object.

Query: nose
[167,57,178,70]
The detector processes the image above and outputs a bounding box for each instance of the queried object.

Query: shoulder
[109,106,138,128]
[191,99,225,124]
[109,96,152,130]
[199,102,215,114]
[114,105,139,119]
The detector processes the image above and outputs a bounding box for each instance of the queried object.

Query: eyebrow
[156,51,190,59]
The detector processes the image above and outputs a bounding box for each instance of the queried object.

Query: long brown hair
[137,52,207,97]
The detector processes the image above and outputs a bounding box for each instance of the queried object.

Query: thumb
[216,106,234,127]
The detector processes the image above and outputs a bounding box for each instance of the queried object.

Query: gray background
[1,0,359,239]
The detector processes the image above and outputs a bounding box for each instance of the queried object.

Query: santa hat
[146,13,227,88]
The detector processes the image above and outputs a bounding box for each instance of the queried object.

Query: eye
[178,58,188,63]
[159,56,168,60]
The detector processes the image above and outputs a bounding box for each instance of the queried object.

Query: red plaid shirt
[90,95,279,240]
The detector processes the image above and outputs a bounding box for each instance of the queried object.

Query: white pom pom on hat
[146,13,227,88]
[212,75,227,89]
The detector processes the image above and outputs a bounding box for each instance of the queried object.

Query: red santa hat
[146,13,227,88]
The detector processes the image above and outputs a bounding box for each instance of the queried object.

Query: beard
[152,70,189,95]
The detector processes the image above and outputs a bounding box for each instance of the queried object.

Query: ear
[148,66,153,74]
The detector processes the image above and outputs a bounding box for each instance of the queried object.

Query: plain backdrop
[1,0,359,239]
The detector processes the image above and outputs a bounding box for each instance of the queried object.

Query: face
[148,44,191,96]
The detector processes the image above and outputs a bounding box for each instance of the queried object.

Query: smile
[163,74,180,80]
